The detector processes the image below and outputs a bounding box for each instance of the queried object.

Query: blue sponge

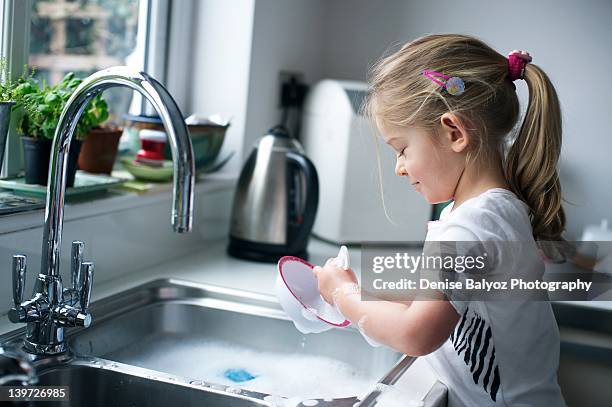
[224,368,256,383]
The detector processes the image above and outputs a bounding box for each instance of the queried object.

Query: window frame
[0,0,30,178]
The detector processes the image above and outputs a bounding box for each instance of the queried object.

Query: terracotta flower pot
[78,126,123,174]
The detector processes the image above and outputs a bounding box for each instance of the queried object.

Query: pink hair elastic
[422,69,465,95]
[507,50,532,81]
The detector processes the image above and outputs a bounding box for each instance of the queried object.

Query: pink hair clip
[422,69,465,95]
[507,50,532,81]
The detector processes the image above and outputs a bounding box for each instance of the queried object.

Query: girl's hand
[313,259,359,305]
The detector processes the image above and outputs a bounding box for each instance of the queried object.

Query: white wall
[243,0,327,147]
[322,0,411,81]
[165,0,195,112]
[189,0,256,176]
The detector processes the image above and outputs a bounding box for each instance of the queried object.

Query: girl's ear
[440,113,469,153]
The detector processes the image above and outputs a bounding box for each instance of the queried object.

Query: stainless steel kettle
[228,125,319,262]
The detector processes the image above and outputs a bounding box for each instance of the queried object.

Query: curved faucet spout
[41,66,195,277]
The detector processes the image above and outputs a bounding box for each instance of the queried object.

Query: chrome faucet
[8,67,195,355]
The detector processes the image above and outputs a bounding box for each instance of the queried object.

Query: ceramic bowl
[123,114,230,172]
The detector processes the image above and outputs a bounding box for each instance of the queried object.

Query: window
[29,0,142,121]
[30,0,140,81]
[0,0,171,179]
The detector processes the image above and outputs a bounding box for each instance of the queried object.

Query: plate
[276,255,350,334]
[121,157,174,182]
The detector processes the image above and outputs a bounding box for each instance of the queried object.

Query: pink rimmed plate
[275,255,351,334]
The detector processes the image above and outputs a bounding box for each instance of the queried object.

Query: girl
[313,34,567,406]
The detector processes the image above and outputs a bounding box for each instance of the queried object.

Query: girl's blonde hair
[363,33,565,242]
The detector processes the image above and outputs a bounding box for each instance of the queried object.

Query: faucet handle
[79,262,94,312]
[12,255,26,308]
[70,241,84,291]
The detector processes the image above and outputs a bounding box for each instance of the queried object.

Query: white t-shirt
[422,188,567,407]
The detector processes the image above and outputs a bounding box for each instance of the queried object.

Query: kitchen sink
[69,278,402,398]
[1,278,445,406]
[33,362,269,407]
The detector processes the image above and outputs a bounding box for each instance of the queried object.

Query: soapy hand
[313,258,358,305]
[312,246,382,347]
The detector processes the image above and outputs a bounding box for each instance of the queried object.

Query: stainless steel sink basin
[70,278,404,399]
[1,278,444,406]
[34,362,268,407]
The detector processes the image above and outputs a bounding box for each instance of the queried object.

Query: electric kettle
[227,125,319,263]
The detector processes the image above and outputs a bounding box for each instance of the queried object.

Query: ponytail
[504,64,565,242]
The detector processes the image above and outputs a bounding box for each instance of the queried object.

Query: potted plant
[76,94,123,175]
[14,72,102,186]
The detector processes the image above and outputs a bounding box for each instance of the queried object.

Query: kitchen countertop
[93,236,352,300]
[10,233,607,311]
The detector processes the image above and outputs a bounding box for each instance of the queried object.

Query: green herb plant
[13,71,109,141]
[0,58,35,102]
[0,58,14,102]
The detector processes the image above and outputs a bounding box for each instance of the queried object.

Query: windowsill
[0,172,238,235]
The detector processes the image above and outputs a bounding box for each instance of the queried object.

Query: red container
[136,129,167,163]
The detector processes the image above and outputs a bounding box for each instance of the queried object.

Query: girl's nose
[395,159,408,177]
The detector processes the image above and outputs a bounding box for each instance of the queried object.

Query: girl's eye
[397,147,406,158]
